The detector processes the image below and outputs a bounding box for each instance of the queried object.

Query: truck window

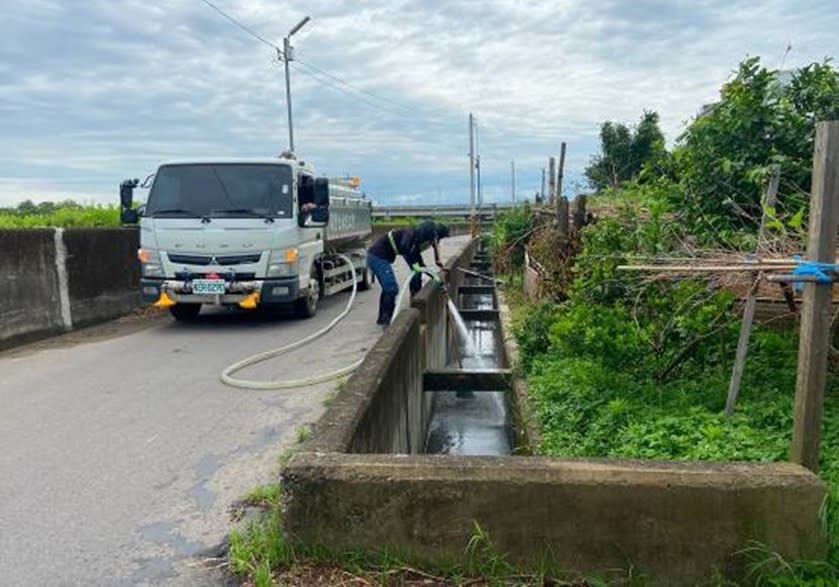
[146,164,294,218]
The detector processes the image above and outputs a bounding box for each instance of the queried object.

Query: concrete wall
[306,309,426,455]
[283,454,826,585]
[0,230,65,347]
[62,229,140,328]
[0,228,140,349]
[306,238,480,455]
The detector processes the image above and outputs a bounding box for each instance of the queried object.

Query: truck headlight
[267,248,298,278]
[138,248,164,277]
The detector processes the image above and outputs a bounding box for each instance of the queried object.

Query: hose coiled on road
[220,253,422,390]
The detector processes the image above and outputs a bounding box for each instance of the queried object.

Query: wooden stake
[791,121,839,472]
[555,142,566,215]
[725,168,781,416]
[573,194,588,231]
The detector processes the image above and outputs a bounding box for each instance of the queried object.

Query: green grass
[295,425,310,443]
[508,291,839,581]
[227,498,616,586]
[242,484,281,508]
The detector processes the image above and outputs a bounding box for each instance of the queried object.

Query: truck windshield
[146,164,293,219]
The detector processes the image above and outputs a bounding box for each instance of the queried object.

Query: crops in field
[0,203,120,228]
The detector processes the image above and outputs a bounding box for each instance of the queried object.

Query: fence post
[555,142,567,216]
[572,195,587,231]
[791,121,839,471]
[548,157,557,204]
[557,197,569,240]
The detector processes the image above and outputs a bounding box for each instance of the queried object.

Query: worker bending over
[367,220,450,326]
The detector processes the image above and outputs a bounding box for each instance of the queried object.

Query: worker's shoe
[377,291,396,325]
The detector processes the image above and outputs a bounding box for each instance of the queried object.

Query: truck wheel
[294,280,319,319]
[357,263,372,291]
[170,303,201,321]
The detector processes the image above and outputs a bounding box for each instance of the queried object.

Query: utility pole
[476,154,482,207]
[555,142,567,221]
[511,160,516,202]
[282,16,310,153]
[469,113,476,211]
[475,121,482,207]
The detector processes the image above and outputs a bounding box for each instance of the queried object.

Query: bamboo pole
[725,168,781,416]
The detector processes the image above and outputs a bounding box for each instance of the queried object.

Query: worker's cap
[435,224,450,239]
[416,220,437,242]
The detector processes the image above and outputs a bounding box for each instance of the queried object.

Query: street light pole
[282,16,310,154]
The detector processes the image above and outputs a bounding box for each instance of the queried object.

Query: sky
[1,0,837,207]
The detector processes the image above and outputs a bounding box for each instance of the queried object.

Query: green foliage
[585,111,667,190]
[0,200,120,228]
[675,57,839,235]
[491,203,531,273]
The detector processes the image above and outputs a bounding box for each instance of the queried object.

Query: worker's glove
[411,262,423,274]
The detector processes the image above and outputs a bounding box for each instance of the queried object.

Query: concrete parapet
[62,228,140,327]
[0,228,140,349]
[283,454,827,585]
[0,229,65,348]
[307,309,425,454]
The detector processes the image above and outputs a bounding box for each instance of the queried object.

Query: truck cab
[123,155,371,320]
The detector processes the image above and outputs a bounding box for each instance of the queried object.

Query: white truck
[120,154,372,320]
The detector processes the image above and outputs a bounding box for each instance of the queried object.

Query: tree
[674,57,839,231]
[585,111,666,191]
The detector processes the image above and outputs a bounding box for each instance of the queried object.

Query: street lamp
[282,16,310,154]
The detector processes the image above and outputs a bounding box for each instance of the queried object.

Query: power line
[295,59,420,116]
[196,0,281,53]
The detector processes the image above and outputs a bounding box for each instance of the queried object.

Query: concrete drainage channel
[282,238,827,585]
[425,250,513,456]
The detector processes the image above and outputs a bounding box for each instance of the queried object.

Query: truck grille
[168,253,262,266]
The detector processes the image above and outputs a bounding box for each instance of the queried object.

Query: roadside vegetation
[496,56,839,583]
[0,199,120,228]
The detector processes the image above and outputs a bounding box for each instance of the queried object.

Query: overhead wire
[196,0,282,53]
[193,0,536,195]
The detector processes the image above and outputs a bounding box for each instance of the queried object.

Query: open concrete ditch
[281,238,827,585]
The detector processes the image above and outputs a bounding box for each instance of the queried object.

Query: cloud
[0,0,837,205]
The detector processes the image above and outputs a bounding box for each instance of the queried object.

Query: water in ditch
[425,277,511,456]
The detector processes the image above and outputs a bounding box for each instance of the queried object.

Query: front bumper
[141,276,300,305]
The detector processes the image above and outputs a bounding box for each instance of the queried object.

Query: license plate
[192,279,226,295]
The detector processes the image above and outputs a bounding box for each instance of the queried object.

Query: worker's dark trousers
[367,252,398,325]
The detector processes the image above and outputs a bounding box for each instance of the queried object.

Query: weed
[295,425,310,443]
[277,447,299,467]
[242,484,280,508]
[322,388,340,406]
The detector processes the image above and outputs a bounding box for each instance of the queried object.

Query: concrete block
[0,229,64,348]
[62,228,140,327]
[282,454,827,586]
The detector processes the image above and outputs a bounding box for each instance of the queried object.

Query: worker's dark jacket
[368,222,437,265]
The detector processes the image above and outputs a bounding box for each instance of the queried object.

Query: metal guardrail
[372,202,520,218]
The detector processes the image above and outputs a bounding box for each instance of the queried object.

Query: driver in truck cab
[367,220,450,326]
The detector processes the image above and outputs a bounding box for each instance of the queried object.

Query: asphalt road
[0,236,469,586]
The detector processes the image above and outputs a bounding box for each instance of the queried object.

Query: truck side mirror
[119,178,140,225]
[310,207,329,223]
[314,178,330,207]
[121,208,139,224]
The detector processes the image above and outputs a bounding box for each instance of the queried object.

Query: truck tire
[357,263,372,291]
[170,303,201,321]
[294,280,319,319]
